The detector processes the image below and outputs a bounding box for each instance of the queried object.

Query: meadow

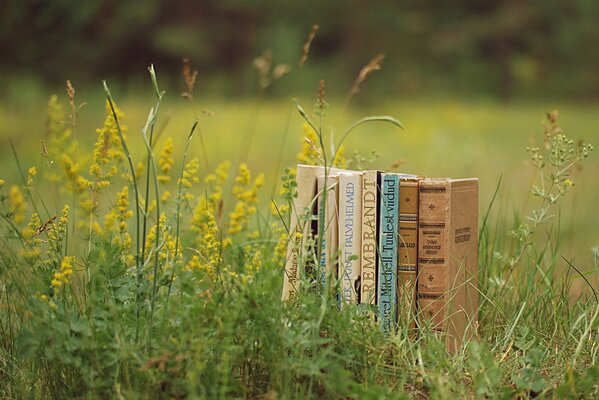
[0,71,597,398]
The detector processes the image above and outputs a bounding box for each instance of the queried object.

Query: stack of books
[282,165,479,351]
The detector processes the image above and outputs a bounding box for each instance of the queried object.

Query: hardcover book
[337,171,363,306]
[377,173,399,333]
[397,176,420,327]
[360,170,380,305]
[316,173,339,289]
[282,165,341,300]
[417,178,479,352]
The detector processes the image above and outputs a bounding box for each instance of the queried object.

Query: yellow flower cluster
[51,256,74,290]
[187,161,230,279]
[229,163,265,235]
[9,185,26,224]
[48,205,70,255]
[296,123,347,168]
[26,167,36,191]
[297,123,321,165]
[158,137,174,184]
[144,213,179,280]
[89,100,127,189]
[181,158,200,188]
[21,213,43,262]
[61,153,92,194]
[104,186,133,252]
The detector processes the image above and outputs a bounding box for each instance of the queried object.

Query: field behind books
[0,92,598,398]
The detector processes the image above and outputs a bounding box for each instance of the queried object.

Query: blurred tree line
[1,0,598,100]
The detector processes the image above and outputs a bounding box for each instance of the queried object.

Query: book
[337,171,363,306]
[316,173,339,289]
[397,176,420,327]
[377,173,399,333]
[360,170,380,305]
[282,165,341,300]
[417,178,479,352]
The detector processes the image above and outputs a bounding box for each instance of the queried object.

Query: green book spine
[377,173,399,333]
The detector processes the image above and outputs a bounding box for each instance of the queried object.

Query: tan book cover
[338,171,362,306]
[316,173,339,289]
[398,177,419,326]
[417,178,478,352]
[360,170,380,305]
[282,165,342,300]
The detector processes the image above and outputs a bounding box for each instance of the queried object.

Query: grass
[0,70,597,399]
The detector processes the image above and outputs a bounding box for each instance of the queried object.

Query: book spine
[281,165,321,300]
[377,173,399,333]
[398,178,419,326]
[360,170,380,305]
[317,174,339,289]
[338,172,362,306]
[417,179,450,331]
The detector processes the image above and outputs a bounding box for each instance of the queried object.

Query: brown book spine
[398,178,419,327]
[360,170,380,305]
[417,178,478,352]
[417,180,449,332]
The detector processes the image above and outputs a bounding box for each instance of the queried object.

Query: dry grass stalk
[299,24,319,67]
[253,49,273,90]
[182,57,198,100]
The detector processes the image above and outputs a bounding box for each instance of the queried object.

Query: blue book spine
[377,173,399,334]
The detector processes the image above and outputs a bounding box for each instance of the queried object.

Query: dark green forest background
[2,0,599,101]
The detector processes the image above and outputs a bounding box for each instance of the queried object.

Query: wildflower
[161,190,171,203]
[104,186,133,248]
[51,256,75,290]
[48,205,69,255]
[26,167,37,190]
[229,164,265,235]
[89,100,127,188]
[9,185,26,224]
[158,137,174,184]
[179,158,200,189]
[61,154,92,193]
[0,179,4,188]
[204,161,230,207]
[20,213,43,262]
[190,197,223,280]
[297,123,322,165]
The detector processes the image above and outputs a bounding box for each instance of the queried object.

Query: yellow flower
[89,100,127,188]
[9,185,26,224]
[52,256,75,292]
[158,137,174,183]
[104,186,133,236]
[297,123,321,165]
[179,158,200,189]
[26,167,37,190]
[48,205,70,254]
[0,179,4,188]
[229,164,265,235]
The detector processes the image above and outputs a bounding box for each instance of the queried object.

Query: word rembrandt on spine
[360,170,380,306]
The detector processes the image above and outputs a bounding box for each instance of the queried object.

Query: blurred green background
[2,0,599,99]
[0,1,597,275]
